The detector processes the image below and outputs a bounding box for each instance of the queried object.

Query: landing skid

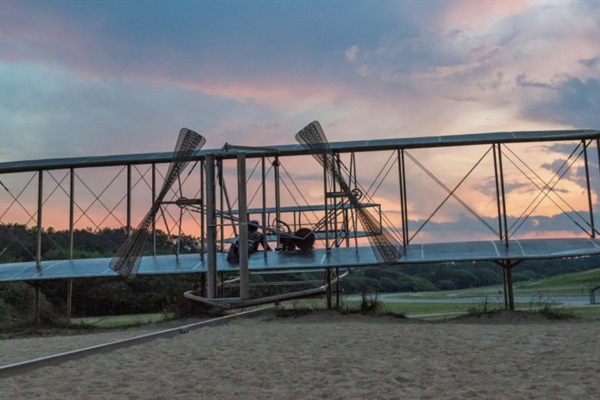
[184,269,348,310]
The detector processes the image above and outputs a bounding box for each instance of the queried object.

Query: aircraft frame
[1,124,600,311]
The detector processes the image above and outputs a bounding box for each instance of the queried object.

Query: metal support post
[273,156,281,248]
[126,164,131,237]
[33,282,40,324]
[237,153,250,300]
[152,163,157,255]
[323,156,330,251]
[398,150,409,247]
[335,266,340,309]
[69,168,75,260]
[496,144,509,246]
[261,157,268,254]
[502,265,509,309]
[334,153,340,246]
[218,160,224,252]
[351,152,359,249]
[326,268,332,310]
[36,170,43,269]
[506,262,515,311]
[205,155,217,298]
[200,160,205,255]
[344,208,350,247]
[500,261,515,311]
[582,140,595,237]
[67,278,73,319]
[492,144,504,241]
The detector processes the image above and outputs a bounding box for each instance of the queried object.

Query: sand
[1,311,600,399]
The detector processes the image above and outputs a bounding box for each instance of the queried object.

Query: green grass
[387,267,600,301]
[54,269,600,327]
[72,313,171,329]
[566,306,600,320]
[516,268,600,292]
[283,296,529,319]
[387,289,504,300]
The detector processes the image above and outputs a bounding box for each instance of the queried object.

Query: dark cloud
[2,1,414,87]
[515,74,554,90]
[540,158,587,191]
[519,76,600,128]
[579,57,600,68]
[473,178,533,199]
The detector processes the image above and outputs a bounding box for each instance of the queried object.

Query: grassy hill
[516,267,600,292]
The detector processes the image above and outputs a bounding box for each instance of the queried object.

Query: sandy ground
[1,311,600,399]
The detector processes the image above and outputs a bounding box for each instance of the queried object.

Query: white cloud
[345,45,359,62]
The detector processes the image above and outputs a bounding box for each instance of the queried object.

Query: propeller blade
[110,128,206,277]
[157,128,207,204]
[296,121,402,264]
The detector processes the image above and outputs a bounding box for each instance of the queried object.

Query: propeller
[295,121,402,264]
[110,128,206,278]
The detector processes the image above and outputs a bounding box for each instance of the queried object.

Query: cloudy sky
[2,0,599,161]
[1,0,600,241]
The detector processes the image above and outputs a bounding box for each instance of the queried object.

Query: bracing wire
[502,142,595,238]
[404,147,499,241]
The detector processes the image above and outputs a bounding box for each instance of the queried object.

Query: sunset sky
[1,0,600,242]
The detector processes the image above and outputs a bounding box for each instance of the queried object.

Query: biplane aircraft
[1,121,600,311]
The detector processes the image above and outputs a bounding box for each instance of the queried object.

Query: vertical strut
[238,153,249,300]
[218,160,224,252]
[496,143,509,246]
[326,268,332,310]
[69,168,75,260]
[399,149,409,247]
[350,152,358,249]
[323,151,330,251]
[493,144,503,241]
[261,156,268,254]
[126,164,132,237]
[67,278,73,319]
[274,156,281,248]
[333,153,340,247]
[506,262,514,311]
[582,140,595,237]
[36,170,43,269]
[206,154,217,298]
[200,160,205,255]
[152,163,157,256]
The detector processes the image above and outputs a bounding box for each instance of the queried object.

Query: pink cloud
[439,0,537,31]
[0,3,90,64]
